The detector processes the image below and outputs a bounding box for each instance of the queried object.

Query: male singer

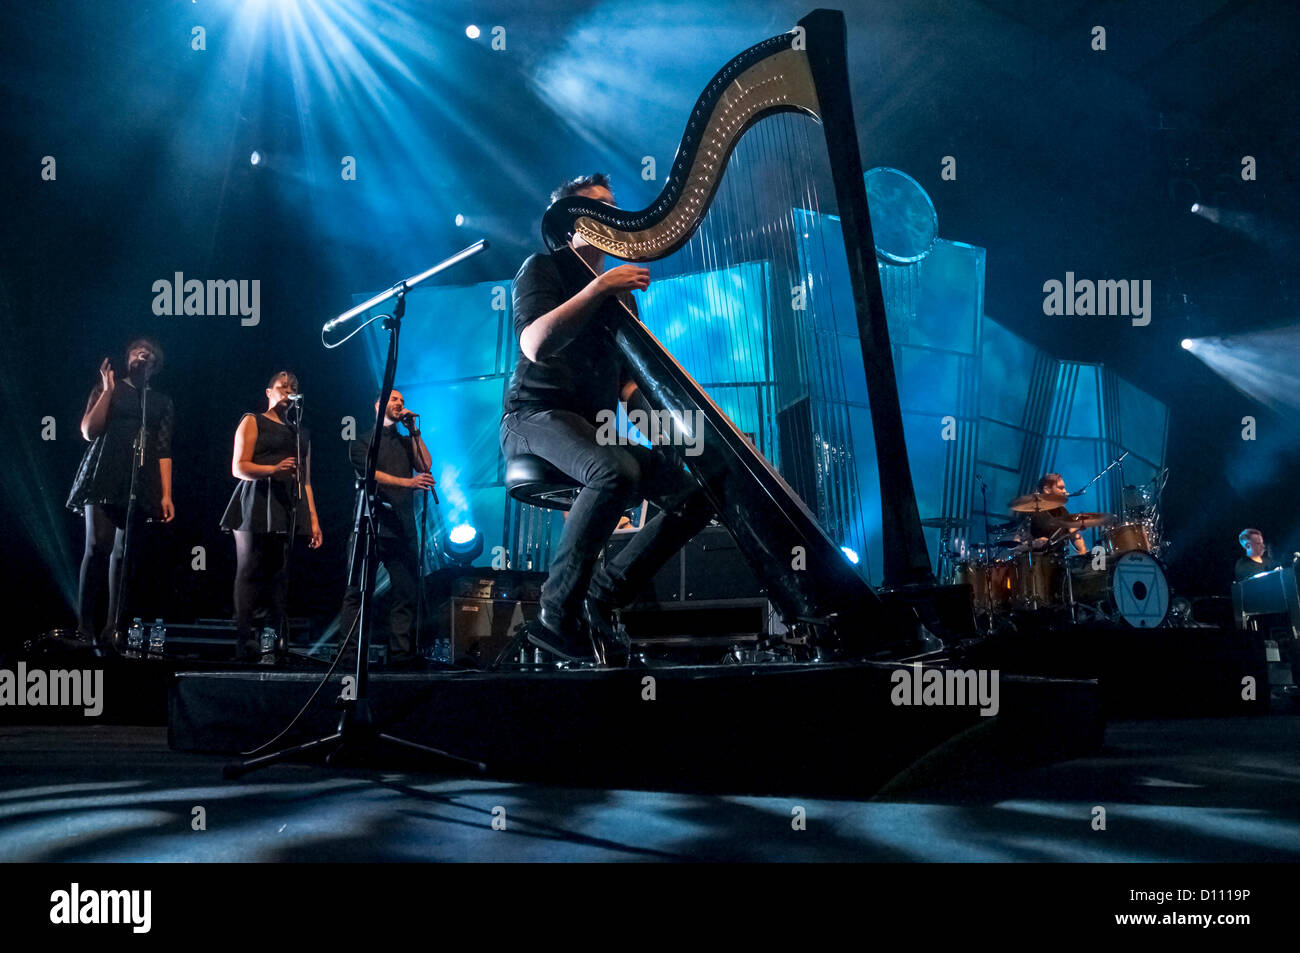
[338,388,435,667]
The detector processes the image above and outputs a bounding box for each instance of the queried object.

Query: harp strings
[625,113,865,561]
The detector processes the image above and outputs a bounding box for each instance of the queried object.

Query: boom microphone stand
[226,240,488,779]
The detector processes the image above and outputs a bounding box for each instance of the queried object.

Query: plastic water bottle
[148,618,166,654]
[127,618,145,651]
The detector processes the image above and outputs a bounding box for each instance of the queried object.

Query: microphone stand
[408,415,437,662]
[272,396,312,662]
[227,241,487,780]
[1072,450,1129,502]
[111,374,149,650]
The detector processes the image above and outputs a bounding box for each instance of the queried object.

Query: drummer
[1026,473,1087,556]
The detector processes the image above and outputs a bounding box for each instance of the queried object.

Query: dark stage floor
[2,717,1297,862]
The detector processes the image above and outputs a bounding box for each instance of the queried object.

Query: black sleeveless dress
[66,381,174,518]
[220,414,312,534]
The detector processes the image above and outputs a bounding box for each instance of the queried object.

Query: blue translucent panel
[1046,438,1104,494]
[639,262,771,385]
[356,280,505,383]
[792,209,854,336]
[399,377,505,489]
[846,400,883,585]
[912,241,985,355]
[980,317,1039,425]
[901,411,948,528]
[972,466,1023,526]
[897,347,965,417]
[837,333,870,406]
[705,385,768,451]
[978,419,1024,471]
[1115,376,1168,466]
[1062,363,1102,438]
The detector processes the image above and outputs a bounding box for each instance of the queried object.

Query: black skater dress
[220,414,311,534]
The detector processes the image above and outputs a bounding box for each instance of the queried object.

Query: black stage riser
[974,624,1276,719]
[168,665,1102,796]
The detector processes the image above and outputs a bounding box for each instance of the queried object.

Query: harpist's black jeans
[500,408,714,629]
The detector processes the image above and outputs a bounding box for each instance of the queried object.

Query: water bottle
[127,618,145,651]
[148,618,166,654]
[260,626,276,656]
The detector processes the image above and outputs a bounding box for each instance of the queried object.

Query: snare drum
[1012,550,1061,609]
[1105,521,1155,554]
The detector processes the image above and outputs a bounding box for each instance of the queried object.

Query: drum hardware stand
[226,240,489,781]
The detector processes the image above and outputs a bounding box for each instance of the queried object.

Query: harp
[542,9,934,655]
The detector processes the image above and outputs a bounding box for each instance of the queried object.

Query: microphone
[287,394,305,402]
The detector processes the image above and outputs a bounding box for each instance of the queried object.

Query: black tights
[233,530,290,645]
[77,504,127,640]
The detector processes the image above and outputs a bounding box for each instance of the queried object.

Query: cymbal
[1007,492,1068,513]
[920,516,971,529]
[1065,512,1114,529]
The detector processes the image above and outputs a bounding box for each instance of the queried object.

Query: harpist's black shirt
[503,250,633,424]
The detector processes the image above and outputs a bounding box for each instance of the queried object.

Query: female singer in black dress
[220,371,322,659]
[67,337,174,647]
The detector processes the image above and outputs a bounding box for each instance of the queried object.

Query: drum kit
[931,466,1173,629]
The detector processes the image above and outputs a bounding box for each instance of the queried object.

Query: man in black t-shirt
[1025,472,1087,556]
[339,388,436,666]
[501,173,715,662]
[1235,527,1282,582]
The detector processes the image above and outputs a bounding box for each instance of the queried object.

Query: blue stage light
[1190,202,1200,213]
[1181,338,1193,350]
[841,546,860,565]
[249,151,261,166]
[454,213,465,227]
[465,24,480,39]
[443,523,484,566]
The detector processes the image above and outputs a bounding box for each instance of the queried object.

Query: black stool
[495,453,611,666]
[504,453,582,511]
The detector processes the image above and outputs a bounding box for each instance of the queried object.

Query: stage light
[1181,338,1193,350]
[1181,326,1300,413]
[465,24,480,39]
[250,151,261,166]
[841,546,860,565]
[1190,203,1200,213]
[442,523,483,566]
[454,213,465,227]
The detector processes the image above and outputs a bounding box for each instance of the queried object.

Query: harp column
[802,9,935,588]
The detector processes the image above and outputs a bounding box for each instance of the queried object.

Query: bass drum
[1070,551,1170,627]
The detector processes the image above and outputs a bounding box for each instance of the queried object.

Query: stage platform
[167,662,1103,796]
[3,717,1298,862]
